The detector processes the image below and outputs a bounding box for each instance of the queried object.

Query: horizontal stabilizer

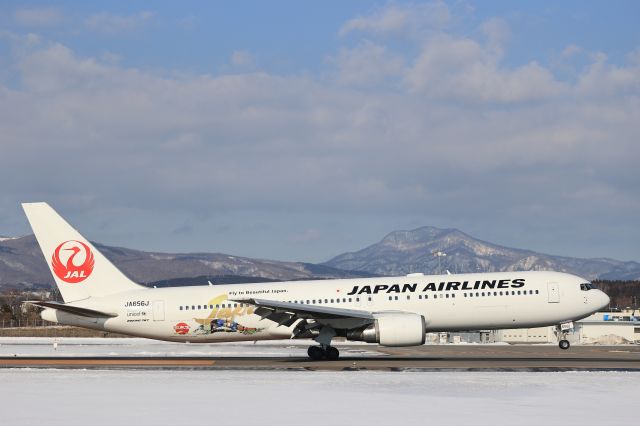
[24,301,118,318]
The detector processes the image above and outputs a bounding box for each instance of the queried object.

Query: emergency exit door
[153,300,165,321]
[547,283,560,303]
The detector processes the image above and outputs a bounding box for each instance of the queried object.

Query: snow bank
[0,370,635,425]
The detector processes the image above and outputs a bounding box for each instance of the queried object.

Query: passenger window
[349,298,352,302]
[179,306,183,310]
[407,295,410,300]
[394,296,398,300]
[368,297,372,302]
[419,295,422,300]
[445,294,449,298]
[535,290,539,294]
[434,295,438,299]
[517,291,521,295]
[389,296,393,301]
[452,294,455,298]
[324,299,328,303]
[493,292,497,296]
[356,298,360,302]
[331,299,334,303]
[464,293,467,297]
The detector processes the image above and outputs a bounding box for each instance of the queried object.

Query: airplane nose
[594,290,610,310]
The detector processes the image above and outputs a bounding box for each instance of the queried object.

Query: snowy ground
[0,338,636,425]
[0,369,636,426]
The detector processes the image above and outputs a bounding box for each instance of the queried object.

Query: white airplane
[22,202,610,360]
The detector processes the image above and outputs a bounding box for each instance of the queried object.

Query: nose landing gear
[558,339,570,350]
[555,322,573,350]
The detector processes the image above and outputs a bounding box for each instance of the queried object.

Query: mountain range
[0,227,639,289]
[0,235,370,289]
[324,227,640,280]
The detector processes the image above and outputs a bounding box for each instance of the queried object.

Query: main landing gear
[307,345,340,360]
[307,324,340,360]
[555,322,573,350]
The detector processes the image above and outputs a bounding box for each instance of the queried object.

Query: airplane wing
[24,301,118,318]
[230,298,374,333]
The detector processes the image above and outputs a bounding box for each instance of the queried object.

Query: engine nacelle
[346,312,426,346]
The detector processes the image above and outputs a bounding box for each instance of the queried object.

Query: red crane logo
[51,240,95,284]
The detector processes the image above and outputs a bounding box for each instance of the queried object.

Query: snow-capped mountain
[324,227,640,280]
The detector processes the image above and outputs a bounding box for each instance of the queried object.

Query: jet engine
[346,312,426,346]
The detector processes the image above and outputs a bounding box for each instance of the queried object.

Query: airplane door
[153,300,165,321]
[547,283,560,303]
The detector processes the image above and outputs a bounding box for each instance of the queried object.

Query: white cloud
[85,11,154,35]
[627,48,640,65]
[576,54,640,97]
[339,2,450,37]
[404,34,566,102]
[562,44,583,58]
[1,6,639,260]
[14,8,62,27]
[481,17,511,48]
[328,41,404,86]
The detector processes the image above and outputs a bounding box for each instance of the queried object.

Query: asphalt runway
[1,344,639,371]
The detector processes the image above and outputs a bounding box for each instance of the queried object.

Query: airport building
[434,310,640,345]
[496,310,640,345]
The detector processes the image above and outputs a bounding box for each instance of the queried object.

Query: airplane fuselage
[43,270,608,343]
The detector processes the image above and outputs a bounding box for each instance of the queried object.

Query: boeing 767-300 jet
[22,202,609,359]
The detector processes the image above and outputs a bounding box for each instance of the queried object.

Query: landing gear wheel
[308,346,325,360]
[559,339,570,350]
[326,346,340,360]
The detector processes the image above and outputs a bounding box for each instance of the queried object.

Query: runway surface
[1,342,639,371]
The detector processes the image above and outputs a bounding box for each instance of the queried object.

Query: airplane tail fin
[22,202,145,303]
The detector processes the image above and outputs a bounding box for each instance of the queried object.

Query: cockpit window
[580,283,597,291]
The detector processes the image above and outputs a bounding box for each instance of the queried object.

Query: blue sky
[2,1,638,76]
[0,1,639,263]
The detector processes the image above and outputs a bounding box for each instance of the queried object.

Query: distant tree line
[0,289,46,327]
[592,280,640,310]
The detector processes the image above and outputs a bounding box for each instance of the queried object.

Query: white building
[496,310,640,344]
